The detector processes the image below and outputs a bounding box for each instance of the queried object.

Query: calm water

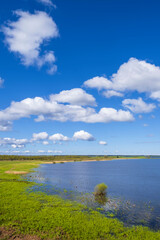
[27,158,160,229]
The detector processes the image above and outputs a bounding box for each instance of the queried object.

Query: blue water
[28,158,160,229]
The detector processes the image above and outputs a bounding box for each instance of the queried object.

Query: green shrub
[94,183,108,196]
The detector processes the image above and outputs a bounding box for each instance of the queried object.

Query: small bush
[94,183,108,196]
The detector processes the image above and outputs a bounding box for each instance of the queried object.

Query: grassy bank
[0,161,160,239]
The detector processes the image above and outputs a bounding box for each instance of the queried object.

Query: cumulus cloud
[50,88,96,106]
[0,91,134,131]
[43,141,49,145]
[0,137,29,148]
[2,11,59,74]
[49,133,69,141]
[32,132,48,141]
[73,130,95,141]
[84,108,134,123]
[84,58,160,99]
[99,141,107,145]
[122,98,156,113]
[150,91,160,101]
[84,76,112,90]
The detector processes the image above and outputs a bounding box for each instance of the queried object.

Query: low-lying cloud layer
[0,137,29,148]
[0,130,99,151]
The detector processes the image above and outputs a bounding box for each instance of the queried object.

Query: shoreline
[43,157,147,164]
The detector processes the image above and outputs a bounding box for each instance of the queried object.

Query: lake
[27,158,160,229]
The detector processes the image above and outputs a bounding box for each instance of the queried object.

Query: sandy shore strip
[43,157,140,164]
[5,171,28,174]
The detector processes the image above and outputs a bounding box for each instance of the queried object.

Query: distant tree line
[0,154,154,161]
[0,155,110,161]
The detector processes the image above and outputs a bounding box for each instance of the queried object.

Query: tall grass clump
[94,183,108,205]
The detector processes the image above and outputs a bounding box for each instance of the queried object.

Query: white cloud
[43,141,49,145]
[37,0,55,7]
[0,125,9,131]
[11,144,24,148]
[0,77,4,88]
[38,150,45,153]
[103,90,123,98]
[0,93,134,131]
[50,88,96,106]
[37,149,62,154]
[0,121,11,131]
[73,130,95,141]
[47,64,57,75]
[138,115,143,119]
[12,150,20,153]
[0,137,29,148]
[84,58,160,99]
[48,150,53,153]
[143,123,149,127]
[99,141,107,145]
[48,150,62,154]
[151,114,155,119]
[84,76,112,90]
[54,150,62,154]
[150,91,160,101]
[122,98,156,113]
[84,108,134,123]
[3,11,59,74]
[49,133,69,141]
[32,132,48,141]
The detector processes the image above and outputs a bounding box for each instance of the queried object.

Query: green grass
[0,160,160,239]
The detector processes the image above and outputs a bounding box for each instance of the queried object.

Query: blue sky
[0,0,160,155]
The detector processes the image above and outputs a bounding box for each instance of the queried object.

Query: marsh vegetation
[0,160,160,239]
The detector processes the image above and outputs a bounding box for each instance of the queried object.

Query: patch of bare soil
[5,171,28,175]
[0,227,71,240]
[0,227,41,240]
